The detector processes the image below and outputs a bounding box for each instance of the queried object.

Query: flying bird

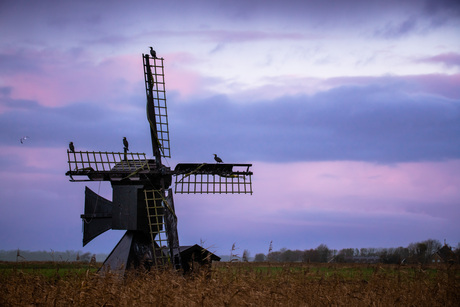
[213,154,223,163]
[69,142,75,153]
[123,137,129,151]
[149,47,157,58]
[19,136,30,144]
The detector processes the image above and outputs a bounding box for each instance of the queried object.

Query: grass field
[1,261,458,306]
[0,261,99,278]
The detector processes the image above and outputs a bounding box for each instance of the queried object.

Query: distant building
[431,244,457,264]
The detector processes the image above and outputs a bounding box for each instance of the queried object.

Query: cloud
[371,0,460,39]
[1,150,458,254]
[417,52,460,68]
[0,49,144,108]
[0,92,40,113]
[374,16,419,39]
[422,0,460,26]
[258,74,460,100]
[0,51,43,74]
[143,30,307,44]
[175,159,460,253]
[0,96,150,153]
[1,0,459,256]
[4,0,458,52]
[170,79,460,164]
[2,71,458,165]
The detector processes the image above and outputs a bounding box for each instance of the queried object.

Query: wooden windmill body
[66,50,253,273]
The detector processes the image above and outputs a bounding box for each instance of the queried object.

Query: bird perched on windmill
[149,47,157,59]
[69,142,75,153]
[123,137,129,151]
[213,154,223,163]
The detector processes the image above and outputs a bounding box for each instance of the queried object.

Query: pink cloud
[3,51,142,108]
[402,73,460,99]
[418,52,460,68]
[2,148,458,254]
[167,68,205,99]
[2,49,208,108]
[174,159,460,237]
[174,160,460,253]
[162,52,210,99]
[245,160,460,214]
[1,146,68,171]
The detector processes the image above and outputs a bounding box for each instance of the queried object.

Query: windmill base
[99,230,165,275]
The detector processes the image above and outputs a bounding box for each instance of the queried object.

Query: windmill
[65,48,253,273]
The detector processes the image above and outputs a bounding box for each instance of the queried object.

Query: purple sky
[1,0,459,256]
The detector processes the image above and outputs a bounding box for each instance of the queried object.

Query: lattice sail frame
[144,189,174,266]
[174,163,253,194]
[143,55,170,158]
[66,150,150,181]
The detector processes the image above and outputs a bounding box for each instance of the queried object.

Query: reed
[1,262,458,306]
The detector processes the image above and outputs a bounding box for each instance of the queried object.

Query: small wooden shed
[173,244,221,272]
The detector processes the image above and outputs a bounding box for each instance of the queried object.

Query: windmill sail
[143,55,170,159]
[174,163,253,194]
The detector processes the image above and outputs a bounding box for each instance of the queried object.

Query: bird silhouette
[213,154,223,163]
[149,47,157,58]
[123,137,129,151]
[69,142,75,153]
[19,136,30,144]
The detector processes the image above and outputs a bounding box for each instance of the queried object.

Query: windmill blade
[65,150,154,182]
[174,163,253,194]
[144,188,180,267]
[143,54,171,159]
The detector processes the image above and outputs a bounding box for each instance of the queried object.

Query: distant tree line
[0,249,107,263]
[252,239,460,264]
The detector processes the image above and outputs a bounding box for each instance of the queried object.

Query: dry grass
[1,262,458,306]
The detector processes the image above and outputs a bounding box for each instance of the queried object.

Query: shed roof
[173,244,221,261]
